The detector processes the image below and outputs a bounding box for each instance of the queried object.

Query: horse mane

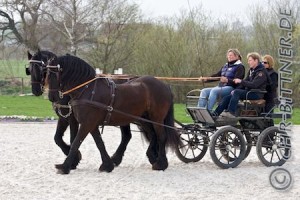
[58,55,96,87]
[32,50,57,62]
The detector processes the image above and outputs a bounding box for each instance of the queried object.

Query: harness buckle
[107,106,113,112]
[59,91,64,99]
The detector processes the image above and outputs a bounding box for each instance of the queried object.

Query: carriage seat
[239,89,267,117]
[243,99,266,107]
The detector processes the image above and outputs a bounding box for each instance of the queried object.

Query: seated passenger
[197,49,245,112]
[262,55,278,113]
[214,52,268,118]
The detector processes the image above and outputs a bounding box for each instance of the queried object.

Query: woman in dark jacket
[262,55,278,113]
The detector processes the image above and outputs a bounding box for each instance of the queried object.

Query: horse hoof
[146,153,157,165]
[77,151,82,161]
[55,164,70,174]
[152,162,168,171]
[70,152,82,170]
[99,163,114,173]
[70,165,77,170]
[111,154,123,166]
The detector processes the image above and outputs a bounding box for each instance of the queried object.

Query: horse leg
[68,115,82,169]
[139,122,158,164]
[55,124,90,174]
[146,133,158,165]
[151,125,168,171]
[54,118,70,156]
[90,129,114,172]
[111,125,132,166]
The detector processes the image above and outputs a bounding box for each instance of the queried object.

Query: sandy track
[0,122,299,199]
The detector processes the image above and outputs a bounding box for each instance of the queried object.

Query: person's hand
[233,78,242,84]
[220,76,228,83]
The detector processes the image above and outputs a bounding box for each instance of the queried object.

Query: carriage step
[186,107,215,125]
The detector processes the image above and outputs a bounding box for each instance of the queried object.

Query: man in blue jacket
[214,52,268,118]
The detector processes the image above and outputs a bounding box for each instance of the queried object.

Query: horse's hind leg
[111,125,132,166]
[55,124,90,174]
[139,121,158,164]
[146,133,158,165]
[152,125,168,171]
[90,129,114,172]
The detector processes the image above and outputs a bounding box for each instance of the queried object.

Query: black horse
[26,50,132,172]
[46,54,180,174]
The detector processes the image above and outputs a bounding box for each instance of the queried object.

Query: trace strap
[71,99,179,131]
[62,77,98,95]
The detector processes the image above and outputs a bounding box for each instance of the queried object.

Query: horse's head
[46,54,97,102]
[26,49,56,96]
[46,56,62,103]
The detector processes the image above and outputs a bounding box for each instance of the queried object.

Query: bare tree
[44,0,99,55]
[86,0,140,73]
[0,0,46,51]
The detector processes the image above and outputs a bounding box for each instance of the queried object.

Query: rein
[62,77,98,95]
[71,99,179,131]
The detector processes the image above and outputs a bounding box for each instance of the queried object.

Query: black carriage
[175,89,291,169]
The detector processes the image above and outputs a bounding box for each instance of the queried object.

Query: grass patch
[174,103,193,123]
[0,95,56,118]
[0,95,298,124]
[0,60,28,78]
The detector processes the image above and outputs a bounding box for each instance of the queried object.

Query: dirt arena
[0,122,299,199]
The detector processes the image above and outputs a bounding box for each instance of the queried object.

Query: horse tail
[136,115,155,142]
[164,99,182,151]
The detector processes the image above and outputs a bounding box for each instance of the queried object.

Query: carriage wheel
[256,126,291,167]
[175,125,209,163]
[209,126,246,169]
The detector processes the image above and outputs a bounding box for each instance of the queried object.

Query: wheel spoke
[183,146,190,157]
[229,150,238,159]
[196,146,204,152]
[270,150,274,163]
[275,149,281,161]
[218,154,224,161]
[179,142,189,149]
[262,150,269,157]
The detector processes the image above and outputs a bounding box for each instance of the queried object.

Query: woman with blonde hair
[197,48,245,112]
[262,55,278,113]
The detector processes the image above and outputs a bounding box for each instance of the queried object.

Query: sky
[132,0,267,24]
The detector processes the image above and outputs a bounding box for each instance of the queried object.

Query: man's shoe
[220,112,236,118]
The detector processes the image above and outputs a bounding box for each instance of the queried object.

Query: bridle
[27,59,47,87]
[46,63,100,99]
[46,64,64,98]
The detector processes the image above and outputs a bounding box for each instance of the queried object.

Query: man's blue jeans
[197,86,233,111]
[214,89,261,115]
